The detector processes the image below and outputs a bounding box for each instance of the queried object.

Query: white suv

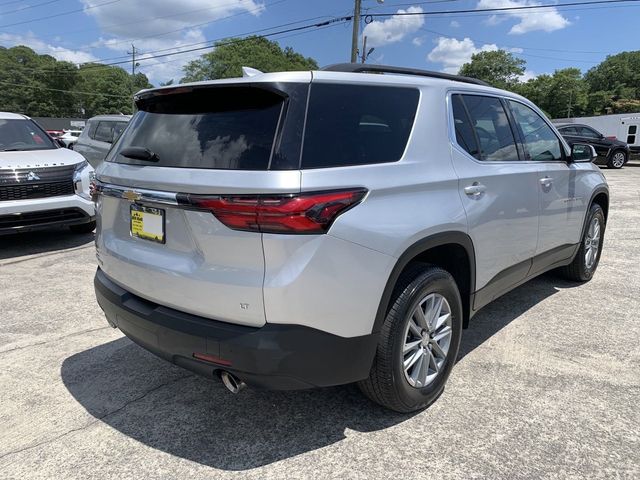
[0,113,95,235]
[93,64,608,412]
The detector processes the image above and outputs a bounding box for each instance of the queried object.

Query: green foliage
[0,45,151,118]
[458,50,525,90]
[460,49,640,118]
[514,68,588,118]
[182,36,318,82]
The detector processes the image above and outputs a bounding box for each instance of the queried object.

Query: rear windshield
[110,87,284,170]
[301,84,419,168]
[0,119,56,151]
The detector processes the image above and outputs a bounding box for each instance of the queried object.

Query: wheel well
[592,192,609,221]
[403,243,472,328]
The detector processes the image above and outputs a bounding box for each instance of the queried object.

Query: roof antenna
[242,66,263,78]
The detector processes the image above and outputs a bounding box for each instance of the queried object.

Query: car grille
[0,165,76,201]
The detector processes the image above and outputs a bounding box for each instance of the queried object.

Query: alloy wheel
[402,293,453,388]
[612,152,625,168]
[584,217,601,269]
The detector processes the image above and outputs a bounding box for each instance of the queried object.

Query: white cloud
[450,20,461,28]
[412,36,425,46]
[363,6,425,47]
[80,0,265,83]
[509,47,524,53]
[427,37,498,74]
[519,69,537,81]
[0,32,98,64]
[477,0,570,34]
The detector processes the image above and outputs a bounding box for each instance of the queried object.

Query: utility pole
[127,44,138,113]
[567,90,573,118]
[361,35,375,63]
[127,44,138,78]
[350,0,361,63]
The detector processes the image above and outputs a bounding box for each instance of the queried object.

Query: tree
[515,68,588,118]
[77,64,151,117]
[584,51,640,114]
[182,36,318,82]
[458,50,525,90]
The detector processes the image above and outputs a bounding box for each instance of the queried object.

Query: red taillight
[606,136,617,140]
[187,189,367,234]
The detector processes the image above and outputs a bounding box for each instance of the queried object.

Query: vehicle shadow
[0,228,94,260]
[61,274,572,471]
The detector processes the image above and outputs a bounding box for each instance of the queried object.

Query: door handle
[464,183,486,197]
[539,176,553,187]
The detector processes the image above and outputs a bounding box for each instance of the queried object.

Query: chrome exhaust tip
[220,371,246,394]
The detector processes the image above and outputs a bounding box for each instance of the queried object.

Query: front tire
[358,264,463,412]
[69,220,96,234]
[607,150,626,169]
[559,203,605,282]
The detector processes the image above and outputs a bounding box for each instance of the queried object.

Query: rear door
[449,93,540,308]
[95,79,309,327]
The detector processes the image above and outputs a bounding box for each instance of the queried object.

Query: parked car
[0,112,95,234]
[46,130,64,139]
[553,112,640,159]
[74,115,130,167]
[58,129,83,148]
[556,123,630,169]
[92,64,608,412]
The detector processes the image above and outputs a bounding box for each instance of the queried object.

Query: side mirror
[571,143,597,163]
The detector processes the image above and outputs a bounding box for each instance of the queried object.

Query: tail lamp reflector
[185,189,367,234]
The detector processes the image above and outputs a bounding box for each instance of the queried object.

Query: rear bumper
[94,268,378,390]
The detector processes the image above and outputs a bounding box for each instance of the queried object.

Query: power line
[0,0,123,30]
[363,0,640,19]
[0,0,65,16]
[0,79,130,98]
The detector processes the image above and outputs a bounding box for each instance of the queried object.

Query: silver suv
[93,64,608,412]
[74,115,130,167]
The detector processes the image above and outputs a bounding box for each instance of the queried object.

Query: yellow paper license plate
[130,205,165,243]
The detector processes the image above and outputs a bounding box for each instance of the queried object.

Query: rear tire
[69,220,96,234]
[358,264,463,413]
[607,150,626,169]
[559,203,605,282]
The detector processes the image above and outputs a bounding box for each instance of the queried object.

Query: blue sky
[0,0,638,85]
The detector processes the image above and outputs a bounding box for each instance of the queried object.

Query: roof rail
[321,63,490,87]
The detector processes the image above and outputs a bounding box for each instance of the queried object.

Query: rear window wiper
[119,146,160,162]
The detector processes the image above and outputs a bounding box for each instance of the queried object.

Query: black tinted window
[301,84,419,168]
[462,95,518,162]
[94,122,115,143]
[559,126,578,135]
[578,126,600,139]
[509,101,562,161]
[451,94,480,159]
[111,87,284,170]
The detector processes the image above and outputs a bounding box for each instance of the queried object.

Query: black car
[556,123,630,169]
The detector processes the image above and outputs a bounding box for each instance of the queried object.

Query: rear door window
[94,122,115,143]
[301,84,419,168]
[111,87,285,170]
[459,95,519,162]
[559,126,578,135]
[451,94,480,159]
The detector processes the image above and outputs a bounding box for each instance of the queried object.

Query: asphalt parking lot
[1,165,639,479]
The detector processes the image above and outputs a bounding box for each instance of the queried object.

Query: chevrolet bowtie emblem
[122,190,141,201]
